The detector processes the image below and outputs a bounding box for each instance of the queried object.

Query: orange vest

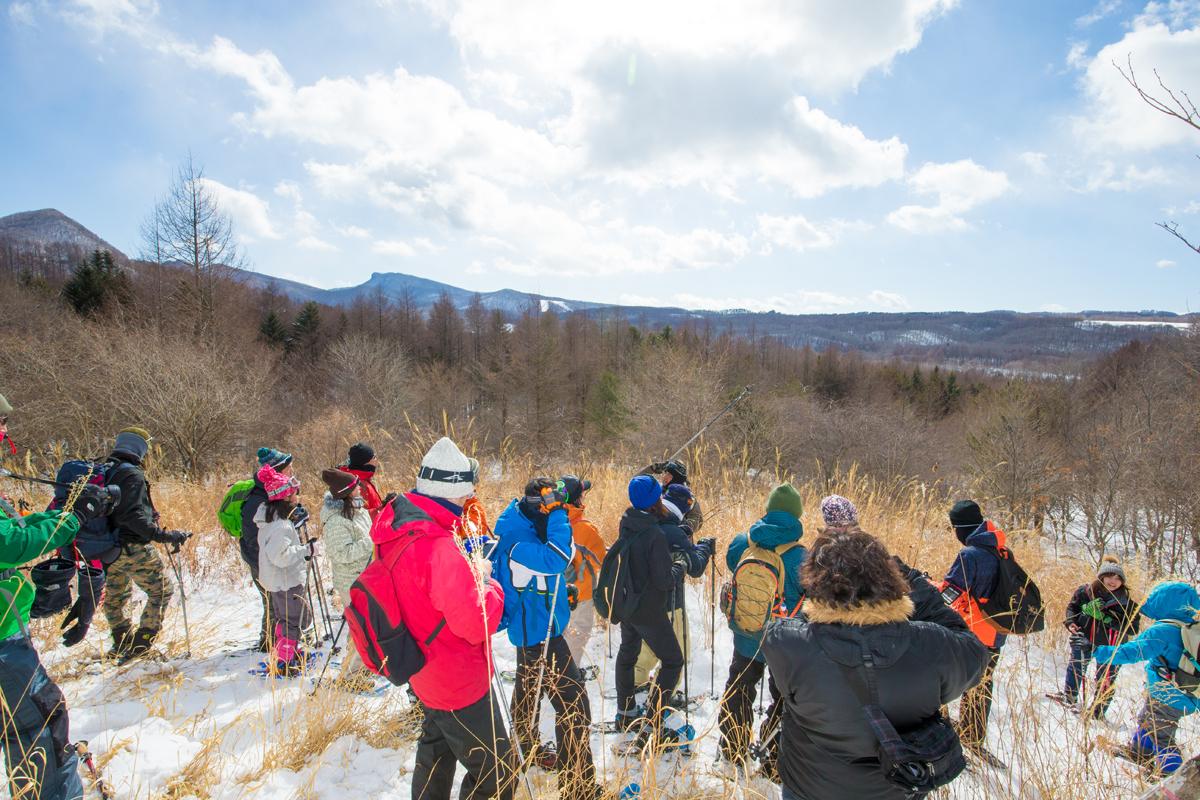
[941,523,1008,648]
[567,505,607,602]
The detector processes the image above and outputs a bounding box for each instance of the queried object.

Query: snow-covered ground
[20,567,1196,799]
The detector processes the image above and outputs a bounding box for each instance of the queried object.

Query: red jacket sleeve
[427,537,504,644]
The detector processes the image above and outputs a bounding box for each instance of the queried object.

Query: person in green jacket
[0,392,106,800]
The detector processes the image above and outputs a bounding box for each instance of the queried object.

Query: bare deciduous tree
[149,154,244,337]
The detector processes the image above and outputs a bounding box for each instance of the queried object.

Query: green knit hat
[766,483,803,520]
[0,394,11,416]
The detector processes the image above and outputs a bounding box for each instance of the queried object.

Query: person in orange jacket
[941,499,1008,758]
[456,457,494,543]
[560,475,606,668]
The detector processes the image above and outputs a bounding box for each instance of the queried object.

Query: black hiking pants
[511,635,597,800]
[616,616,683,718]
[246,563,271,650]
[959,647,1001,747]
[718,650,782,772]
[413,690,515,800]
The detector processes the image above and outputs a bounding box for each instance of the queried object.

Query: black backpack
[982,543,1045,635]
[593,535,643,625]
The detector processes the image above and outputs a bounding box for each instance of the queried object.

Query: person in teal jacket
[0,393,105,800]
[717,483,806,769]
[1095,581,1200,774]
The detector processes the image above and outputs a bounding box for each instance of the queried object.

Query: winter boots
[106,623,133,660]
[123,627,159,662]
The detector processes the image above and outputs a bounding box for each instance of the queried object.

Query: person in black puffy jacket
[763,529,988,800]
[1047,556,1140,719]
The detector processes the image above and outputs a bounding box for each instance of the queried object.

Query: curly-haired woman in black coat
[763,529,988,800]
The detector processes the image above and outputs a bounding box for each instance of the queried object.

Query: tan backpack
[720,541,801,637]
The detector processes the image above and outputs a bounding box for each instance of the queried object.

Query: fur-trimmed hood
[803,596,914,626]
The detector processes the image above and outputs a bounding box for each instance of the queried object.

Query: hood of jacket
[320,491,363,520]
[749,510,803,548]
[1141,581,1200,623]
[619,507,660,540]
[371,492,458,547]
[963,522,999,549]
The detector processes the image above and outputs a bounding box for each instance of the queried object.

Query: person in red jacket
[378,436,513,800]
[341,442,384,519]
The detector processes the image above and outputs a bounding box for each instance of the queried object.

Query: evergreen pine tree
[258,310,288,348]
[286,301,322,359]
[62,249,129,317]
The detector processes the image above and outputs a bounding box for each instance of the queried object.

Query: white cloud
[334,223,371,239]
[1073,5,1200,151]
[868,290,911,310]
[1166,199,1200,214]
[8,2,34,26]
[1076,0,1123,27]
[1066,41,1091,70]
[419,0,959,95]
[372,239,417,257]
[297,235,337,252]
[674,290,858,314]
[887,159,1010,233]
[1157,258,1177,268]
[1078,160,1171,191]
[198,178,279,241]
[1019,151,1049,175]
[755,213,870,254]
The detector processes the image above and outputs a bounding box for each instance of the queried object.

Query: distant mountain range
[1,208,1193,368]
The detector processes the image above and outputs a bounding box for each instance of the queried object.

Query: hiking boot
[106,623,133,660]
[532,743,558,770]
[613,708,644,732]
[121,627,159,661]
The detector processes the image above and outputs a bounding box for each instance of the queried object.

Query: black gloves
[290,504,311,527]
[567,583,579,611]
[670,552,689,581]
[62,565,105,647]
[697,537,717,557]
[152,529,192,548]
[70,485,108,526]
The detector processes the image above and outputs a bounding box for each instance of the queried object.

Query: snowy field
[19,568,1196,799]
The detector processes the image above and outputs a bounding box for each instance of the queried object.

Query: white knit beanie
[415,437,476,500]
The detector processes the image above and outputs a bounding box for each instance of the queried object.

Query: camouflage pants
[102,542,174,632]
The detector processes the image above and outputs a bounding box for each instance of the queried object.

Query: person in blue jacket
[491,477,598,800]
[717,483,806,771]
[1095,581,1200,775]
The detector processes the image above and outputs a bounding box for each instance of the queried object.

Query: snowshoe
[618,783,640,799]
[595,708,646,735]
[249,650,321,679]
[964,743,1008,771]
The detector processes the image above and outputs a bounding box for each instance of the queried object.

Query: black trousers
[413,691,515,800]
[246,561,272,648]
[718,650,782,768]
[615,616,684,716]
[959,648,1001,747]
[511,635,597,800]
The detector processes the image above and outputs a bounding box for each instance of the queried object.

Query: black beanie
[348,442,375,469]
[949,500,984,537]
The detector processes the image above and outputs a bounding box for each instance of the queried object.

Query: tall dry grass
[12,430,1170,799]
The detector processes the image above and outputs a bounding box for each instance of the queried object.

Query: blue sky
[2,0,1198,313]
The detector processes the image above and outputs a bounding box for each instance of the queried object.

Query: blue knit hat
[257,447,293,469]
[628,475,663,510]
[662,484,694,521]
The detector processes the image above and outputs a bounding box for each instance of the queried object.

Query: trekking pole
[680,586,691,730]
[300,522,336,642]
[490,657,538,800]
[666,385,752,462]
[74,741,114,800]
[311,616,348,694]
[0,467,69,489]
[165,544,192,659]
[709,558,717,698]
[528,574,562,752]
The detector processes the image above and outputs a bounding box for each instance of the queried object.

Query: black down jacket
[762,564,988,800]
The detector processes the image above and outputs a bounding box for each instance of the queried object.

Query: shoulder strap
[776,542,801,556]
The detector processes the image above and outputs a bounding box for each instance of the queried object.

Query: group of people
[2,398,1199,800]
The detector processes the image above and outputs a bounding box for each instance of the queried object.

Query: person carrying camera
[763,529,987,800]
[0,392,108,800]
[639,459,703,532]
[101,427,189,662]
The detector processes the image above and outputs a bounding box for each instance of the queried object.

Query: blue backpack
[47,459,124,565]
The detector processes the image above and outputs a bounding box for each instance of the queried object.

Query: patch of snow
[1077,319,1191,331]
[898,329,950,346]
